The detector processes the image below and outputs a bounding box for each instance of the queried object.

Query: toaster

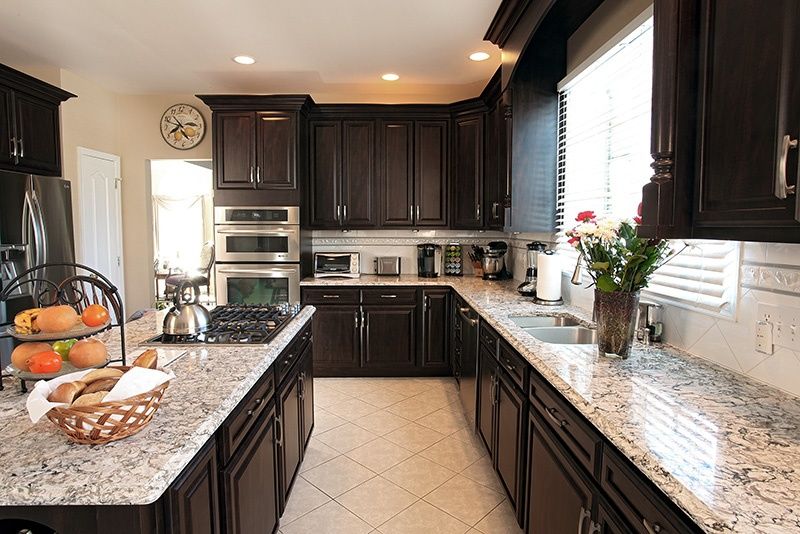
[374,256,401,276]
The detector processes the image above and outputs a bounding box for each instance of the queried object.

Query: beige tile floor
[278,377,523,534]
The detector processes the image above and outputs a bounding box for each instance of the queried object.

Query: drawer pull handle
[275,415,283,447]
[577,506,591,534]
[546,407,568,428]
[643,519,662,533]
[322,294,340,299]
[381,294,398,298]
[247,409,254,417]
[588,520,601,534]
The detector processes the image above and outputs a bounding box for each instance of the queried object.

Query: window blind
[555,14,740,318]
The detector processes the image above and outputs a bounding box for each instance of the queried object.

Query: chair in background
[164,241,215,302]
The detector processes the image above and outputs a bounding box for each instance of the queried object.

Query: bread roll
[48,381,86,404]
[133,349,158,369]
[83,377,119,395]
[81,368,124,384]
[72,391,109,407]
[36,305,80,333]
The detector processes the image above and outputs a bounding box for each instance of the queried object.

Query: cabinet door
[484,102,505,229]
[309,121,341,227]
[342,120,377,227]
[362,304,417,370]
[451,114,484,229]
[278,372,303,511]
[255,112,296,191]
[415,120,448,227]
[0,85,14,167]
[694,0,800,233]
[477,346,496,455]
[526,409,594,534]
[169,441,221,534]
[380,121,414,226]
[300,342,314,448]
[311,305,360,372]
[214,112,255,189]
[495,371,525,521]
[222,406,279,534]
[596,500,635,534]
[14,93,61,175]
[421,289,449,369]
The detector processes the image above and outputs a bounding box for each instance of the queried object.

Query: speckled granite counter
[0,306,315,506]
[302,275,800,533]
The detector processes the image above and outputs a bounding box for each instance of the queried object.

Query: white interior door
[77,147,125,301]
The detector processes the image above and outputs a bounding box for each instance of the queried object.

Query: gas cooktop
[148,303,302,345]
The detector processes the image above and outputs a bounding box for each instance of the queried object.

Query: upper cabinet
[642,0,800,242]
[0,64,74,176]
[451,109,485,229]
[379,120,415,226]
[414,120,449,227]
[197,95,312,206]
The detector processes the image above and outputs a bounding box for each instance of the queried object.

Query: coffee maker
[417,244,441,278]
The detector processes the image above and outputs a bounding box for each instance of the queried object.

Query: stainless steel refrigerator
[0,171,76,366]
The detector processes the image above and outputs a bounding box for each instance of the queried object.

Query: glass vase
[594,289,640,359]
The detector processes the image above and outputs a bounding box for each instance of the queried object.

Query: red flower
[633,215,642,225]
[575,210,596,222]
[567,236,580,246]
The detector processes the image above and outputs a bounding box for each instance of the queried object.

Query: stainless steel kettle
[162,280,212,336]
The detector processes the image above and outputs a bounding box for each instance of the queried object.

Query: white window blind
[555,13,740,318]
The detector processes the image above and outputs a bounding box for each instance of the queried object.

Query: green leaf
[590,261,610,271]
[596,274,620,292]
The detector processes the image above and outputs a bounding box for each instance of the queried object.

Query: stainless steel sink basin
[510,316,581,328]
[526,326,597,345]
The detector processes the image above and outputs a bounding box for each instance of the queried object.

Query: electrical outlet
[756,321,773,354]
[758,303,800,352]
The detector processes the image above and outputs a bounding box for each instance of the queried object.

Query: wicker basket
[45,374,170,445]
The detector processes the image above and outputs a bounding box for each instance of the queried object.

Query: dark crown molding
[196,94,315,112]
[0,63,76,103]
[484,0,533,47]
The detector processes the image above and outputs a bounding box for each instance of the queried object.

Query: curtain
[153,195,207,272]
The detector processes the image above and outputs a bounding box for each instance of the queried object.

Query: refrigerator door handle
[23,187,40,268]
[31,189,48,265]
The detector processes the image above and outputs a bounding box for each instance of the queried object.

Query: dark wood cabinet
[310,304,360,372]
[451,113,484,229]
[0,64,74,176]
[526,408,594,534]
[255,112,296,191]
[221,405,279,534]
[300,343,314,447]
[420,288,449,370]
[277,366,303,512]
[168,441,221,534]
[484,97,508,229]
[415,120,449,227]
[362,304,417,370]
[495,370,525,519]
[379,120,414,226]
[309,120,378,228]
[477,345,497,455]
[214,112,256,189]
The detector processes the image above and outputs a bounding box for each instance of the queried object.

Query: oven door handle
[217,267,299,274]
[216,229,295,235]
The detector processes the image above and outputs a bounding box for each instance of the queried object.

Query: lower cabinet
[168,441,222,534]
[362,304,417,370]
[300,342,315,447]
[477,345,497,455]
[277,365,303,513]
[311,304,361,373]
[221,405,279,534]
[421,288,450,370]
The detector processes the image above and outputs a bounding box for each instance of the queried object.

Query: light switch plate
[758,303,800,352]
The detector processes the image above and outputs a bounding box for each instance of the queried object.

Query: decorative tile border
[741,263,800,295]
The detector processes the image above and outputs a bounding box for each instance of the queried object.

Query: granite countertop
[0,306,315,507]
[302,275,800,533]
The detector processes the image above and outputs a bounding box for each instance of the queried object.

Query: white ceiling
[0,0,502,103]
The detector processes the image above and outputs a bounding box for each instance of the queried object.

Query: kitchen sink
[510,316,581,328]
[525,326,597,345]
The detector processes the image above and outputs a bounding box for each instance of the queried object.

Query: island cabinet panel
[379,120,414,226]
[219,370,275,463]
[214,112,256,189]
[277,365,303,512]
[300,342,315,447]
[168,440,222,534]
[255,112,296,191]
[414,120,449,227]
[341,120,378,227]
[221,405,279,534]
[310,304,361,372]
[420,288,450,370]
[526,408,594,534]
[451,113,484,229]
[362,304,417,370]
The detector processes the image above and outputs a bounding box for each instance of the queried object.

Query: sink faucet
[636,301,663,345]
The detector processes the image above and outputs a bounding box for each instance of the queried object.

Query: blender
[517,242,546,296]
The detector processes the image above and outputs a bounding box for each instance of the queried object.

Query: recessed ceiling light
[233,55,256,65]
[469,52,491,62]
[381,73,400,81]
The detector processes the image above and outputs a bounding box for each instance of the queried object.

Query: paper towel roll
[536,252,562,302]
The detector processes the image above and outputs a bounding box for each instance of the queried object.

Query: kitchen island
[0,306,315,534]
[302,275,800,533]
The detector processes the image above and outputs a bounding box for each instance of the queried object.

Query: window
[556,10,739,318]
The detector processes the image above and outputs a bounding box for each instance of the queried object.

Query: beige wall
[566,0,651,74]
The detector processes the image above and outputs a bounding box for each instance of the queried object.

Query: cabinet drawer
[219,371,275,463]
[479,321,499,353]
[302,288,360,304]
[529,371,600,475]
[277,332,307,385]
[498,341,527,390]
[601,447,697,533]
[361,287,417,305]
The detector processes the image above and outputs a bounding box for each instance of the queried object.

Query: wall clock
[160,104,206,150]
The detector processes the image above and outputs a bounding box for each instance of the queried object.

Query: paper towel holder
[533,249,564,306]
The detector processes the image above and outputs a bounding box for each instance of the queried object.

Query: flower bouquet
[566,208,676,358]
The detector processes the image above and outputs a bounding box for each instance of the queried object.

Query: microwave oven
[314,252,360,278]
